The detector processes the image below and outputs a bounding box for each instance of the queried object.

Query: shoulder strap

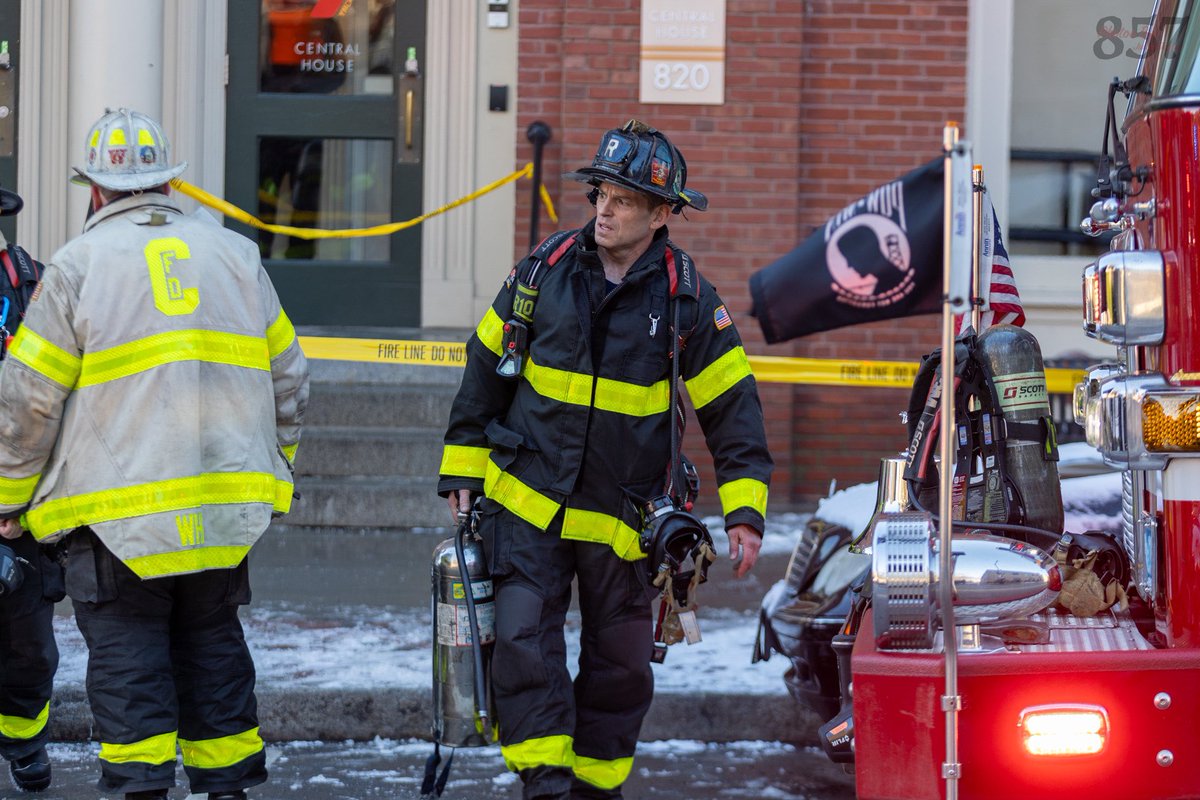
[0,249,17,292]
[665,244,699,344]
[495,229,581,378]
[519,228,580,284]
[3,245,42,319]
[540,229,579,267]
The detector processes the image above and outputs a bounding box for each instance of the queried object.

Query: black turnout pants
[65,528,267,796]
[478,502,655,800]
[0,531,62,762]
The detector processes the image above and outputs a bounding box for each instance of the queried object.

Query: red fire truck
[757,6,1200,799]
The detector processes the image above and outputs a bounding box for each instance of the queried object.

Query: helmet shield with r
[565,120,708,214]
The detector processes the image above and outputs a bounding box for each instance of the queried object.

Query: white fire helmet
[72,108,187,192]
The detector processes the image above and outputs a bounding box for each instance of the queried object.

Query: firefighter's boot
[9,746,50,792]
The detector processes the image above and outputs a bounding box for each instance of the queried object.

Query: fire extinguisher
[430,508,495,747]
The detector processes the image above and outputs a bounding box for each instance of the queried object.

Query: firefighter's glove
[1057,549,1129,617]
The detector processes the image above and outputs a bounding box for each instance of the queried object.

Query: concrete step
[295,427,442,478]
[288,475,444,529]
[304,382,459,430]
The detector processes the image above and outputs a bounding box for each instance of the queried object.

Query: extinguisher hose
[455,517,490,732]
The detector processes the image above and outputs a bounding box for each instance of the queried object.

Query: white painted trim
[66,0,165,238]
[162,1,227,213]
[966,0,1013,231]
[420,0,518,328]
[420,0,478,328]
[19,0,71,258]
[1163,460,1200,502]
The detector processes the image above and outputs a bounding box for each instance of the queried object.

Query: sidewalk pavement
[44,518,823,747]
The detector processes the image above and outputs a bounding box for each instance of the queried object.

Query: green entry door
[0,0,21,244]
[226,0,426,327]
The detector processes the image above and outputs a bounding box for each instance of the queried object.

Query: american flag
[957,189,1025,333]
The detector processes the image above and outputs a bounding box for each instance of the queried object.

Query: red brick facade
[514,0,968,511]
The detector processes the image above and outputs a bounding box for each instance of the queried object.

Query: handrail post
[527,121,552,250]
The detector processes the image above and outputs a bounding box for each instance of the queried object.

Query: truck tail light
[1018,705,1108,757]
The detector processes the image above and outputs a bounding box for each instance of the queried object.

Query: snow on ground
[51,447,1121,700]
[53,596,794,696]
[52,513,811,697]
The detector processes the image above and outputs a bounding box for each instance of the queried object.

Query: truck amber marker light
[1142,392,1200,452]
[1018,705,1108,757]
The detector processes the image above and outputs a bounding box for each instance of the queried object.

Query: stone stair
[285,345,466,530]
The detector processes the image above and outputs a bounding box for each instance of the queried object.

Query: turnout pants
[65,528,267,796]
[479,503,654,800]
[0,531,62,762]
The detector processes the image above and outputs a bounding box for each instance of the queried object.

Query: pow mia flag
[750,157,944,343]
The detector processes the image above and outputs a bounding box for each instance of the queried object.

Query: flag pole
[939,121,969,800]
[971,165,985,333]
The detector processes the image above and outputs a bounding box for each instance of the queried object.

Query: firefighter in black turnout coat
[438,121,772,799]
[0,185,60,794]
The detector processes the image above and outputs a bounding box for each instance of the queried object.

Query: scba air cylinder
[431,534,495,747]
[978,323,1064,534]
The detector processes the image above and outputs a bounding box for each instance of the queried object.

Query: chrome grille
[871,513,936,649]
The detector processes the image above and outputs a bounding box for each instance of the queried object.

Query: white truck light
[1081,250,1164,346]
[1018,704,1108,757]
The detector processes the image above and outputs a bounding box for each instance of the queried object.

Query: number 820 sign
[640,0,726,106]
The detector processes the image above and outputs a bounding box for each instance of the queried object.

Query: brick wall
[515,0,968,512]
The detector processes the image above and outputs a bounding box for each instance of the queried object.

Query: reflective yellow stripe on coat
[8,327,81,388]
[78,330,270,387]
[0,473,40,507]
[561,507,645,561]
[685,346,753,409]
[477,308,506,356]
[475,309,669,418]
[265,309,297,359]
[23,473,291,541]
[440,445,490,480]
[718,478,769,518]
[525,358,669,417]
[484,460,560,529]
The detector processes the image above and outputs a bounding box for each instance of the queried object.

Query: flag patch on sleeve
[714,305,732,330]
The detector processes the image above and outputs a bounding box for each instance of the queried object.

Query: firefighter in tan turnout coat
[0,108,308,800]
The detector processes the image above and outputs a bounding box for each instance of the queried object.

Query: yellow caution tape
[296,336,1086,392]
[747,355,919,388]
[170,162,557,240]
[298,336,468,367]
